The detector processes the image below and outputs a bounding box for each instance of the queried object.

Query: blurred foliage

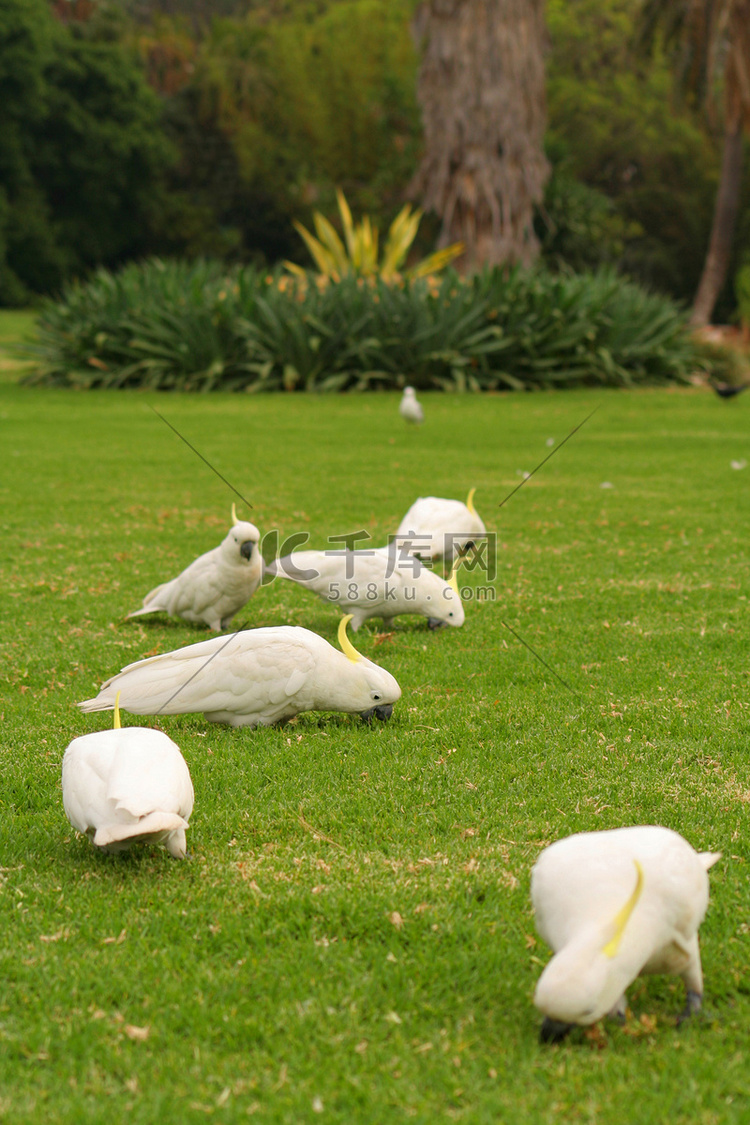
[0,0,178,305]
[22,256,711,392]
[150,0,421,267]
[736,263,750,331]
[545,0,750,316]
[1,0,748,318]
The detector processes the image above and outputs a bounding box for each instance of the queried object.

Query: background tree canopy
[1,0,748,320]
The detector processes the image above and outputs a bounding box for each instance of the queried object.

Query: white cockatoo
[62,697,194,858]
[393,489,486,563]
[265,549,464,631]
[399,386,424,425]
[531,826,721,1042]
[127,505,263,632]
[78,616,401,727]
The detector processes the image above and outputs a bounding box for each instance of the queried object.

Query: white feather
[128,518,263,631]
[266,549,464,631]
[78,626,401,727]
[531,826,721,1029]
[399,386,424,425]
[395,494,486,562]
[62,727,194,858]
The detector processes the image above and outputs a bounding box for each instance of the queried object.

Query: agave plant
[285,189,464,281]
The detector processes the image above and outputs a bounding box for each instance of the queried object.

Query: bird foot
[676,989,704,1027]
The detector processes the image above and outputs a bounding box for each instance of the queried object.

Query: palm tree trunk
[410,0,549,270]
[690,118,745,327]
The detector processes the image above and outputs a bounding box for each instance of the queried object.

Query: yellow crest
[338,615,362,662]
[603,860,644,959]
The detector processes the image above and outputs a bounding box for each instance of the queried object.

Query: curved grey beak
[427,617,448,630]
[539,1017,573,1044]
[240,540,255,560]
[360,703,394,723]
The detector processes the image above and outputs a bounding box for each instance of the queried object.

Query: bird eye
[371,692,382,702]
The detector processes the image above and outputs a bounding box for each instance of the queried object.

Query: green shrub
[22,257,710,392]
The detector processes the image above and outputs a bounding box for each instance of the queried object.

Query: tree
[410,0,549,270]
[639,0,750,325]
[544,0,722,305]
[0,0,179,303]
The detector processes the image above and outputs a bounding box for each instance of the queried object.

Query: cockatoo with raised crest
[62,696,194,858]
[393,489,486,563]
[531,825,721,1042]
[79,617,401,727]
[127,504,262,631]
[265,549,465,631]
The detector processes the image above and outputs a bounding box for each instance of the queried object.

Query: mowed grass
[1,318,749,1123]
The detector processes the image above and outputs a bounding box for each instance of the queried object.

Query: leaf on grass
[388,911,404,929]
[102,929,127,945]
[124,1025,150,1042]
[40,927,70,943]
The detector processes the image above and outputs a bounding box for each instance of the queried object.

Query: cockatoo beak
[240,540,255,560]
[540,1017,573,1044]
[427,617,449,630]
[360,703,394,722]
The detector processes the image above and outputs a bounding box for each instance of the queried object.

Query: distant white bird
[79,616,401,727]
[393,489,486,563]
[266,549,464,631]
[127,504,262,632]
[399,386,424,425]
[531,826,721,1042]
[62,698,194,858]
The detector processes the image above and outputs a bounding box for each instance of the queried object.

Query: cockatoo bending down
[531,825,721,1043]
[399,386,424,425]
[127,505,262,632]
[78,616,401,727]
[265,549,465,631]
[393,489,486,564]
[62,698,194,858]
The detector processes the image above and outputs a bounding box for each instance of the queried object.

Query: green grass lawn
[1,344,749,1123]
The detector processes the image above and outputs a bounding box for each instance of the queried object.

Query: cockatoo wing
[270,550,392,592]
[532,826,715,954]
[78,627,319,721]
[106,728,194,819]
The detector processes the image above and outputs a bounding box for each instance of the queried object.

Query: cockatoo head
[227,504,261,562]
[335,616,401,721]
[425,558,466,629]
[534,861,645,1034]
